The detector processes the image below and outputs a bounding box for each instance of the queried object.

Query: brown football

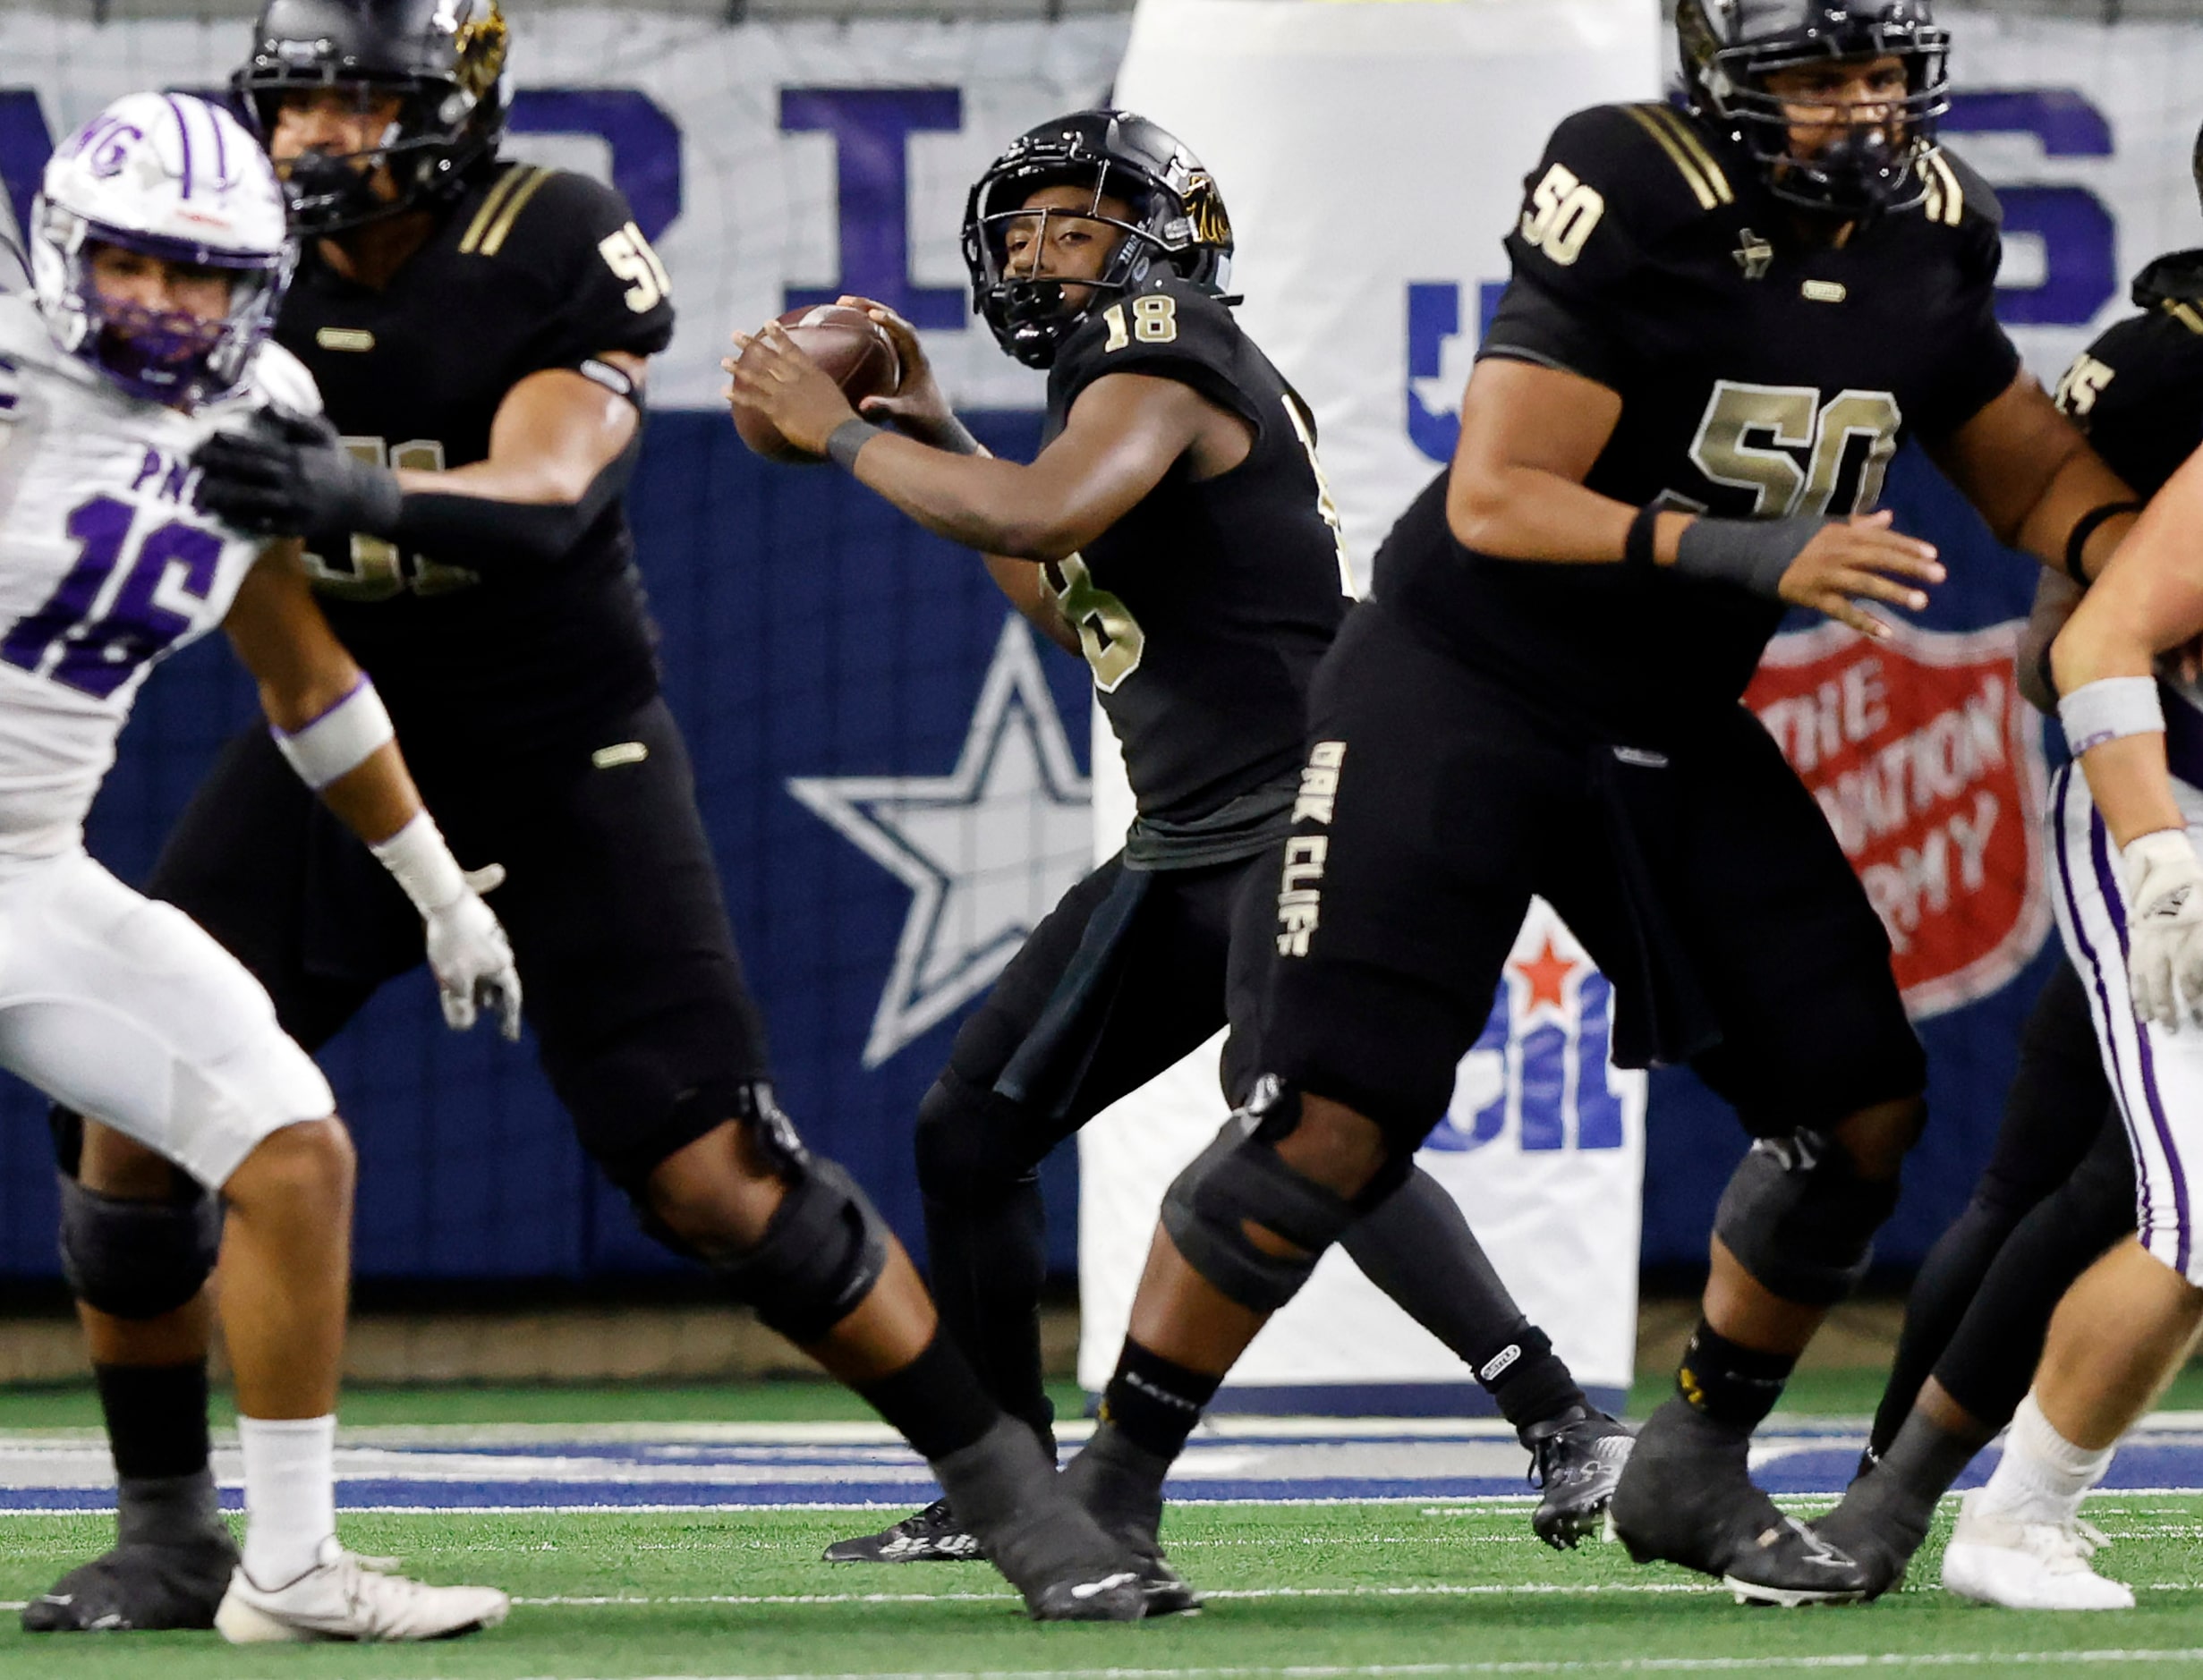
[732,304,903,463]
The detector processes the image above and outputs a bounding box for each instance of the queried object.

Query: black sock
[1476,1326,1587,1433]
[853,1332,1002,1464]
[95,1362,212,1481]
[1101,1339,1220,1462]
[922,1175,1056,1455]
[1676,1321,1794,1432]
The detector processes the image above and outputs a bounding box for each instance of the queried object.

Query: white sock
[1978,1392,2115,1525]
[238,1414,337,1586]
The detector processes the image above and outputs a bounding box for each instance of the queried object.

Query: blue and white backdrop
[0,4,2199,1407]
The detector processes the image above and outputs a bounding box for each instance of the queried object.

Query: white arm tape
[270,676,395,790]
[2059,675,2165,756]
[369,810,468,915]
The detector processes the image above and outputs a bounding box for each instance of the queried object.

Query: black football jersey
[2053,250,2203,499]
[276,162,676,768]
[1374,103,2020,742]
[1041,273,1351,831]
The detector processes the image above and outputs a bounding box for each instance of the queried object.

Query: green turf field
[2,1498,2202,1678]
[3,1375,2201,1678]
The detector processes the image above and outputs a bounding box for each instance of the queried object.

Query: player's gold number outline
[598,221,673,315]
[1687,381,1902,519]
[301,438,481,601]
[1043,554,1144,692]
[1102,295,1179,352]
[1520,164,1605,267]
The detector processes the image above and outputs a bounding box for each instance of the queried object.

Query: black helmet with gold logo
[234,0,513,233]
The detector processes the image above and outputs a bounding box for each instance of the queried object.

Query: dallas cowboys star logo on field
[787,617,1093,1067]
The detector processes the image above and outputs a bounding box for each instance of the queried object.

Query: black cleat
[22,1532,240,1633]
[929,1417,1146,1622]
[1609,1398,1872,1605]
[821,1498,984,1564]
[1522,1404,1635,1549]
[1061,1421,1201,1616]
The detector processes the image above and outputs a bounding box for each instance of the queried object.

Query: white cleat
[1939,1489,2134,1611]
[214,1539,510,1642]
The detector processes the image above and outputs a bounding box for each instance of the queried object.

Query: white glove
[2122,828,2203,1031]
[423,862,523,1039]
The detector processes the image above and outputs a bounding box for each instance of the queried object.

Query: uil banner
[1076,0,1659,1409]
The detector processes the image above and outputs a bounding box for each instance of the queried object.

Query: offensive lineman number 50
[1520,164,1605,267]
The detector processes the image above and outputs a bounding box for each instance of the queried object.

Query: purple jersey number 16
[0,495,224,700]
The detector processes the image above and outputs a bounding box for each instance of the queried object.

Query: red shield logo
[1745,621,2051,1019]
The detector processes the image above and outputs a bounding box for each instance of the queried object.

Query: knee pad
[914,1071,1039,1209]
[57,1174,221,1320]
[1713,1128,1901,1308]
[714,1153,894,1345]
[1159,1078,1381,1315]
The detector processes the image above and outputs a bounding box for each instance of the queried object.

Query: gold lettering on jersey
[2054,352,2116,417]
[1293,740,1347,826]
[1801,279,1848,304]
[314,327,376,352]
[1276,833,1331,958]
[1688,381,1901,520]
[599,223,673,313]
[1519,164,1605,267]
[1042,554,1146,692]
[1281,394,1355,594]
[302,437,481,599]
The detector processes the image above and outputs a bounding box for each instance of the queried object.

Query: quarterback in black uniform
[730,111,1633,1599]
[1806,206,2203,1594]
[1045,0,2148,1609]
[28,0,1147,1633]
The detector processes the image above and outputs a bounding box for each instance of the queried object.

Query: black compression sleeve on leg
[1341,1168,1585,1428]
[1869,1197,2021,1457]
[853,1330,1001,1464]
[95,1362,213,1481]
[1931,1115,2135,1432]
[921,1177,1054,1453]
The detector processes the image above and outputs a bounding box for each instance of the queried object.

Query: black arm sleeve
[387,433,639,573]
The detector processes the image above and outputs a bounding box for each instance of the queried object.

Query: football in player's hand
[731,305,902,462]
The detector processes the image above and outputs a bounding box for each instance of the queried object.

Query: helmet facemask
[33,210,293,410]
[1682,3,1952,220]
[967,164,1161,369]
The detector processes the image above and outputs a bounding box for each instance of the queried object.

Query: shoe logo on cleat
[1069,1573,1139,1599]
[1773,1516,1855,1570]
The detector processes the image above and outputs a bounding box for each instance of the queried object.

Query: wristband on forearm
[271,676,394,788]
[1623,504,1661,572]
[2063,501,2145,585]
[370,810,469,915]
[1670,513,1830,599]
[2059,675,2165,755]
[826,419,885,471]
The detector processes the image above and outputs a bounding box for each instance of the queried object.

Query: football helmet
[233,0,512,233]
[30,92,293,410]
[1678,0,1951,217]
[962,109,1234,369]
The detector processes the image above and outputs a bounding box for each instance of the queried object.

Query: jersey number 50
[301,438,481,600]
[1687,380,1902,520]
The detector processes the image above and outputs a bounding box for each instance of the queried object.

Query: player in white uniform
[1945,399,2203,1608]
[5,92,519,1642]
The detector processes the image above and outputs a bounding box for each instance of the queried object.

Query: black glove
[192,409,404,539]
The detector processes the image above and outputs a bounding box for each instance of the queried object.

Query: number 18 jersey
[0,293,316,860]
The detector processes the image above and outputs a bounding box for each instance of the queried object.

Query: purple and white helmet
[30,92,294,410]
